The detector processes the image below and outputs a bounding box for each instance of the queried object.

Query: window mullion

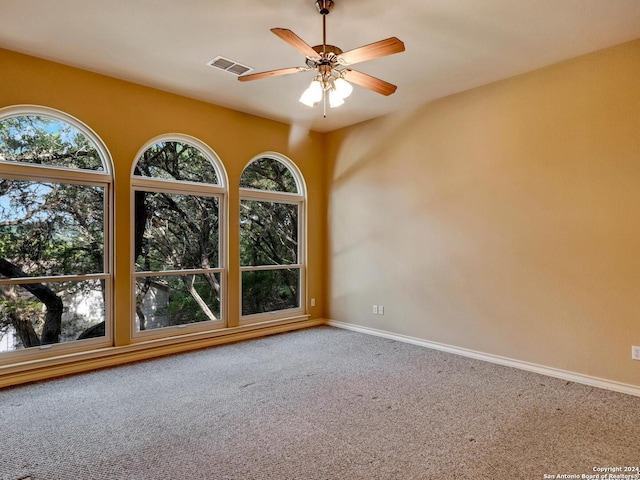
[132,177,225,195]
[0,273,110,286]
[240,264,302,272]
[133,268,224,277]
[240,188,303,203]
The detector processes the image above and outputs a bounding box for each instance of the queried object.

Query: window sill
[0,315,321,388]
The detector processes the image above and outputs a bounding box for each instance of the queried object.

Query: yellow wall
[325,39,640,387]
[3,37,640,389]
[0,48,326,380]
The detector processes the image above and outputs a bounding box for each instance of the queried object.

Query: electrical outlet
[378,305,384,315]
[632,346,640,360]
[310,298,315,307]
[372,305,378,314]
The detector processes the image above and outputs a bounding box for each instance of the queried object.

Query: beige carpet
[1,326,638,479]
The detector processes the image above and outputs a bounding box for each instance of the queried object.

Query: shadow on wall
[323,41,640,386]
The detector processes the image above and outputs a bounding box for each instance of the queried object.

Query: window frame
[239,152,306,324]
[0,105,114,363]
[130,134,228,341]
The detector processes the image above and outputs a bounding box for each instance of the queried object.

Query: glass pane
[240,157,297,193]
[133,141,218,184]
[240,200,298,266]
[0,180,105,277]
[135,273,221,331]
[134,191,219,272]
[0,279,106,352]
[241,268,299,316]
[0,115,104,171]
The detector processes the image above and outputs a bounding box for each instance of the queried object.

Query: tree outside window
[240,155,305,319]
[0,110,112,354]
[132,137,226,333]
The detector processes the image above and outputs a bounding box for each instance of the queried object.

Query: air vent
[207,56,253,76]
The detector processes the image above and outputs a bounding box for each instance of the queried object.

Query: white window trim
[130,134,228,341]
[239,152,307,325]
[0,105,114,365]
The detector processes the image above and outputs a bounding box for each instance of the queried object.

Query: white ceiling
[2,0,640,133]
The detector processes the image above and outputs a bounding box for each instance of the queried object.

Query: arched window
[0,105,113,359]
[239,154,306,322]
[131,135,227,337]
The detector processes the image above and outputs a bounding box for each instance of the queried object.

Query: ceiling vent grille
[207,56,253,76]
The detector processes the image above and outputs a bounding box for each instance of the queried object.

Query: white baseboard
[326,320,640,398]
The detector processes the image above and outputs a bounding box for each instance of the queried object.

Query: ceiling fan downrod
[315,0,335,117]
[316,0,334,53]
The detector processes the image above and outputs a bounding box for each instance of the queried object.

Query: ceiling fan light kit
[238,0,404,117]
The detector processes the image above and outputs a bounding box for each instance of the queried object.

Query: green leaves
[134,141,218,184]
[1,181,104,277]
[0,115,103,170]
[240,157,297,193]
[239,157,301,316]
[0,113,108,350]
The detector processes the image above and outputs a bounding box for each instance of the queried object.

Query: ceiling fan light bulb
[299,88,317,107]
[308,79,324,103]
[329,88,345,108]
[299,80,324,107]
[334,78,353,98]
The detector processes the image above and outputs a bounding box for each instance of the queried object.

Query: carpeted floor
[1,325,639,479]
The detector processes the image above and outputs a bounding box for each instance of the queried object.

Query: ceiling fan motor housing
[316,0,334,15]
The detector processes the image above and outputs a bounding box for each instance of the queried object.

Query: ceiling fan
[238,0,405,114]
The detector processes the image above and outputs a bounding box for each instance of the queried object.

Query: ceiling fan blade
[338,37,405,66]
[238,67,306,82]
[343,69,398,96]
[271,28,319,59]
